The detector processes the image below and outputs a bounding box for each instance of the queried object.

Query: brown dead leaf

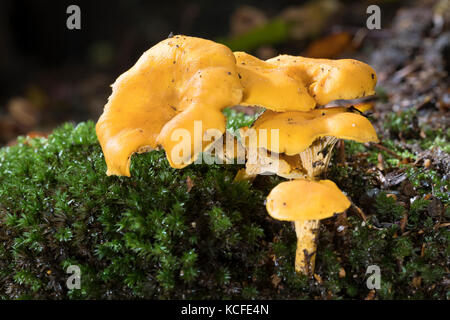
[365,289,376,300]
[271,274,281,288]
[412,276,422,288]
[420,130,427,139]
[401,158,411,164]
[313,273,323,284]
[8,97,39,127]
[351,203,368,222]
[434,222,450,229]
[305,32,352,58]
[386,193,397,201]
[400,213,408,233]
[26,131,48,139]
[186,176,194,192]
[377,153,385,171]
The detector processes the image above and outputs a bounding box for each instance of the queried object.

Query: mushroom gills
[244,136,338,179]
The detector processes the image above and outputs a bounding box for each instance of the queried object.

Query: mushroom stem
[294,220,320,274]
[293,136,338,275]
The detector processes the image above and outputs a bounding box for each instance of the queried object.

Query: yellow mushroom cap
[96,35,243,176]
[234,52,377,112]
[266,179,351,221]
[234,52,316,112]
[266,55,377,106]
[244,107,378,155]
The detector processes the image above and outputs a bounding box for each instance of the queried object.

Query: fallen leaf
[186,176,194,192]
[386,193,397,201]
[26,131,48,139]
[8,97,39,127]
[377,153,385,171]
[271,274,281,288]
[305,32,353,58]
[313,273,323,284]
[420,243,426,257]
[412,276,422,288]
[365,289,376,300]
[400,213,408,233]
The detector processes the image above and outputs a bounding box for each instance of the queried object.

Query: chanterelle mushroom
[240,107,378,178]
[95,34,379,277]
[235,52,377,111]
[238,107,378,274]
[96,35,243,176]
[235,50,379,275]
[266,179,351,274]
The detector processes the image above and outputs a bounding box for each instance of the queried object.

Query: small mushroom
[266,179,351,274]
[96,35,243,176]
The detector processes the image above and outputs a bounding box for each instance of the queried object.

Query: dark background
[0,0,416,144]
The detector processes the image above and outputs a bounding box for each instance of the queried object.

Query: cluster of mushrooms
[96,35,379,275]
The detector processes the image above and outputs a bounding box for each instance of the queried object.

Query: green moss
[0,115,448,299]
[384,108,419,140]
[223,107,262,137]
[374,192,405,222]
[384,108,449,153]
[420,127,450,153]
[406,166,449,204]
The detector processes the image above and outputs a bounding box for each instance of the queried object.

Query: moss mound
[0,110,448,299]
